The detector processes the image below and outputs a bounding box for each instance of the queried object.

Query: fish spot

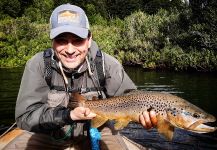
[147,107,153,112]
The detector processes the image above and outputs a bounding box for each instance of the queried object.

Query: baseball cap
[50,4,89,39]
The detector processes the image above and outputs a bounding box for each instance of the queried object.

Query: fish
[68,90,216,140]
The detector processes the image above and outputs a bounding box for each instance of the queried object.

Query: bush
[122,9,178,51]
[119,9,179,69]
[0,17,50,67]
[91,24,122,56]
[161,45,188,70]
[161,45,217,71]
[0,6,216,72]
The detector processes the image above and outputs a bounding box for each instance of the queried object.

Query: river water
[0,67,216,149]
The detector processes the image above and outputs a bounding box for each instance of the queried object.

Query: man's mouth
[65,54,79,62]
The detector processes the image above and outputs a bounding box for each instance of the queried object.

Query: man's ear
[88,34,92,48]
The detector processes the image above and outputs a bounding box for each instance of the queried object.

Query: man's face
[53,32,91,69]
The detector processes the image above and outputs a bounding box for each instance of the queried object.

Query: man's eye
[55,38,68,45]
[71,38,85,46]
[74,38,84,43]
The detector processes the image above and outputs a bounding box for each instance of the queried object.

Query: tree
[23,0,54,22]
[0,0,21,18]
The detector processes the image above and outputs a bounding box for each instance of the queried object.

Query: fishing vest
[43,48,105,97]
[43,48,107,141]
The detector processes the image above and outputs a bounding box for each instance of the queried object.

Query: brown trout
[69,90,216,140]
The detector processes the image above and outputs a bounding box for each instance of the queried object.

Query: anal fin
[114,119,131,130]
[91,114,108,128]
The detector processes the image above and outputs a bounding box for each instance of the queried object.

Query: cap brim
[50,25,89,39]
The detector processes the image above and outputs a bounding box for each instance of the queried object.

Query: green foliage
[105,0,144,19]
[89,14,108,26]
[160,45,217,71]
[122,9,170,51]
[23,7,42,22]
[0,0,21,18]
[165,1,217,52]
[119,9,178,69]
[91,23,122,56]
[23,0,54,23]
[0,0,217,71]
[0,17,50,67]
[161,45,188,70]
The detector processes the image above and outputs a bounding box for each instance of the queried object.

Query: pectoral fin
[69,92,86,108]
[91,114,108,128]
[114,119,131,130]
[156,115,174,141]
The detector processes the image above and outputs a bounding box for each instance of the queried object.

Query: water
[0,67,216,149]
[0,68,23,126]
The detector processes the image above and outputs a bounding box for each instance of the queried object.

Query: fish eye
[193,113,200,118]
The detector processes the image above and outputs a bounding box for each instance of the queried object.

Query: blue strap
[89,127,101,150]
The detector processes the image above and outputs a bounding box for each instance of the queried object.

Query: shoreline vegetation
[0,0,217,72]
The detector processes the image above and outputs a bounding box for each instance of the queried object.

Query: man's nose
[66,42,76,54]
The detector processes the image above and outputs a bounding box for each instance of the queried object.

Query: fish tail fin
[68,92,86,109]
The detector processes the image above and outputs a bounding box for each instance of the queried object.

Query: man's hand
[70,107,96,120]
[139,110,157,129]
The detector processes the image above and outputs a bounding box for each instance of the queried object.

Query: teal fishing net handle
[89,127,101,150]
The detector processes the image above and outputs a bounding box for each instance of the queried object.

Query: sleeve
[15,53,73,133]
[103,53,137,97]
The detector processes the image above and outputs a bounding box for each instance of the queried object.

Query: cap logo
[58,10,79,24]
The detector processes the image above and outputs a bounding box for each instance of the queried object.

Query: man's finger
[143,111,152,129]
[86,112,96,118]
[139,114,147,128]
[150,110,157,126]
[84,108,91,116]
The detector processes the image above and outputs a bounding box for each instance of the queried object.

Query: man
[8,4,157,150]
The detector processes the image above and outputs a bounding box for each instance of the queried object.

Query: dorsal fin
[68,92,87,109]
[72,92,86,102]
[123,89,143,96]
[92,96,98,101]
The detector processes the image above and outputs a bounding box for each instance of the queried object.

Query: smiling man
[10,3,157,150]
[53,32,91,69]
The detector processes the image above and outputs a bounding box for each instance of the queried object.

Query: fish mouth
[203,121,217,127]
[188,120,217,133]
